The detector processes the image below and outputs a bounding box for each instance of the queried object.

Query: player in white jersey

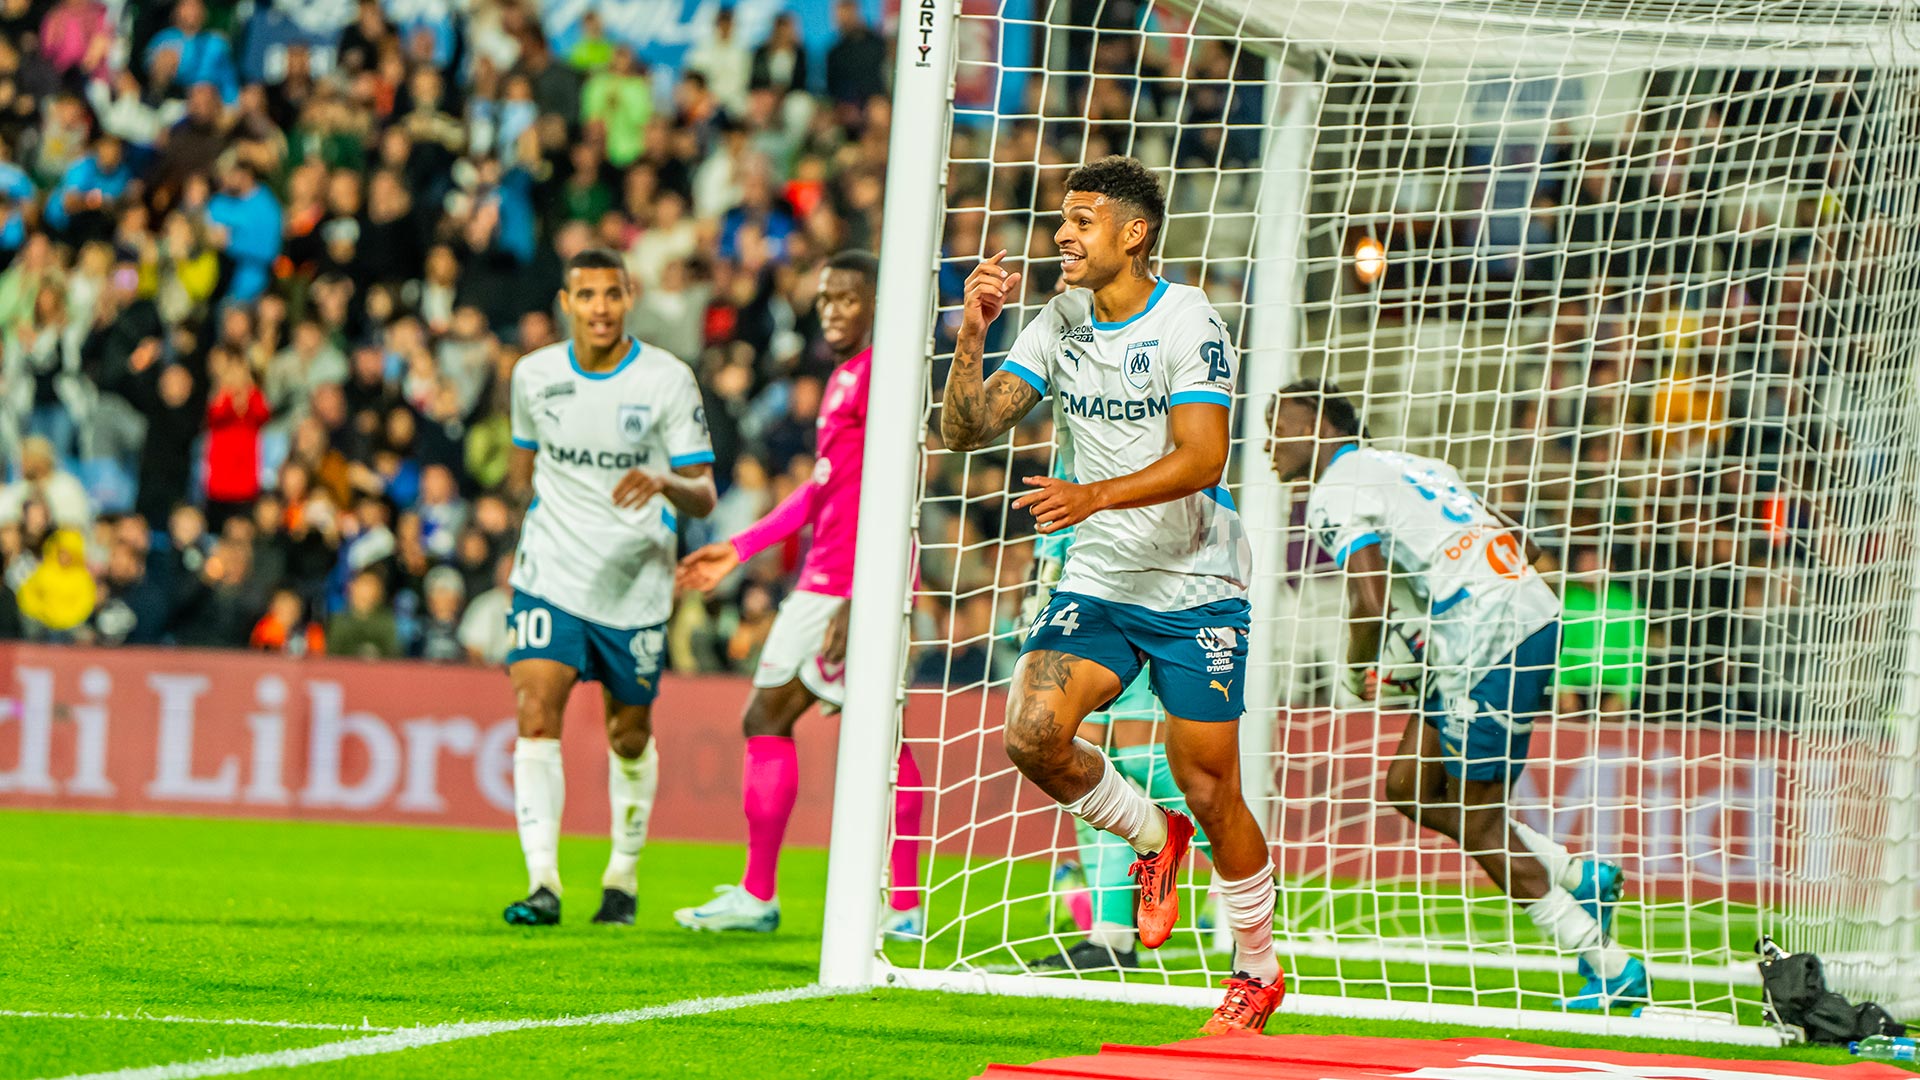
[500,249,716,928]
[1266,380,1649,1010]
[942,156,1283,1034]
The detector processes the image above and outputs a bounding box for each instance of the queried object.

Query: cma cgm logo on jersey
[546,445,652,470]
[1059,393,1169,422]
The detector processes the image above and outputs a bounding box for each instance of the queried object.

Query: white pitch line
[38,984,844,1080]
[0,1010,395,1034]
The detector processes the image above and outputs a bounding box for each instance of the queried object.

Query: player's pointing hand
[961,249,1023,337]
[1014,474,1107,534]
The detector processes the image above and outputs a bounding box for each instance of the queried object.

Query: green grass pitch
[1,810,1906,1079]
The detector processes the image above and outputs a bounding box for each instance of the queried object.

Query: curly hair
[1063,155,1166,263]
[1279,378,1368,438]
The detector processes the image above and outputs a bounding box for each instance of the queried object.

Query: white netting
[877,0,1920,1027]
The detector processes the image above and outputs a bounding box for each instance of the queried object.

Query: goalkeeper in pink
[672,251,925,938]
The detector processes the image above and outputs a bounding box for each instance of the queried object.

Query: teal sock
[1076,807,1137,928]
[1112,743,1211,857]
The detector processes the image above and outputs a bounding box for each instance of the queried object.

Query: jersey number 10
[512,608,553,650]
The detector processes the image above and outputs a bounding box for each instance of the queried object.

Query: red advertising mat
[978,1034,1914,1080]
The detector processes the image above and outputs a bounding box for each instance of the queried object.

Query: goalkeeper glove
[1340,665,1378,702]
[1021,554,1064,629]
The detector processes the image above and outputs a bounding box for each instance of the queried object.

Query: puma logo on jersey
[1209,679,1232,700]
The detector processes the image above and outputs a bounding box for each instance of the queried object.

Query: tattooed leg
[1003,650,1122,803]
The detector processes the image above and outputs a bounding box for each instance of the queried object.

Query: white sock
[1511,820,1583,892]
[1063,749,1168,855]
[1527,886,1631,978]
[603,743,658,892]
[1215,861,1281,983]
[1087,920,1138,953]
[514,737,565,895]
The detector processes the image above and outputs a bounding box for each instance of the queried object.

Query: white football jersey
[509,338,713,628]
[1003,279,1251,611]
[1306,444,1559,681]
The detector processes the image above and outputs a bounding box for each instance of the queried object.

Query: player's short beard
[831,325,870,361]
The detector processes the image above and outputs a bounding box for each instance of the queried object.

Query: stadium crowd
[0,0,1871,732]
[0,0,900,671]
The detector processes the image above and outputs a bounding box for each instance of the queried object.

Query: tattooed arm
[943,335,1042,451]
[942,249,1042,452]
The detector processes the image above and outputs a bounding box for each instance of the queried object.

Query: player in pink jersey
[671,250,925,936]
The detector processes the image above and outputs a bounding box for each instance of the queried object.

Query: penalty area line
[37,984,846,1080]
[0,1010,396,1034]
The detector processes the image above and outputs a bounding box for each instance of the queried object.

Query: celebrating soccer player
[942,156,1283,1035]
[500,249,717,928]
[671,251,925,938]
[1265,380,1649,1010]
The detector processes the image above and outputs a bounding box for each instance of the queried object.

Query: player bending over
[1027,462,1210,972]
[500,248,717,927]
[671,251,925,937]
[1265,380,1648,1010]
[943,156,1283,1034]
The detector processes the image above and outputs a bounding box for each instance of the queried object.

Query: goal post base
[876,963,1787,1048]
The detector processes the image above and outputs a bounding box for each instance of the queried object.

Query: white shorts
[754,589,847,709]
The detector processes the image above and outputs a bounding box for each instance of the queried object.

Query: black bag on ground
[1758,945,1910,1044]
[1758,950,1826,1024]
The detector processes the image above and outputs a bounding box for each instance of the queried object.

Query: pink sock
[741,735,799,902]
[889,744,925,912]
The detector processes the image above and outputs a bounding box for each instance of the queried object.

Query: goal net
[830,0,1920,1039]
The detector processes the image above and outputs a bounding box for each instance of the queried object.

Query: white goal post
[825,0,1920,1042]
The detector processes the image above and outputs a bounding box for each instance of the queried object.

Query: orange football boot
[1127,810,1194,949]
[1201,971,1287,1035]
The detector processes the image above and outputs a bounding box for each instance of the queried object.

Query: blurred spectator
[687,9,752,117]
[415,564,465,661]
[203,348,268,530]
[17,527,92,639]
[568,12,616,72]
[40,0,113,83]
[87,72,184,159]
[825,0,887,108]
[457,552,513,665]
[205,161,281,302]
[582,48,652,168]
[750,14,809,98]
[1,436,91,530]
[3,279,87,460]
[115,347,202,527]
[45,134,130,243]
[416,464,468,559]
[144,0,238,104]
[251,586,325,656]
[264,319,348,432]
[328,568,399,658]
[172,531,263,647]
